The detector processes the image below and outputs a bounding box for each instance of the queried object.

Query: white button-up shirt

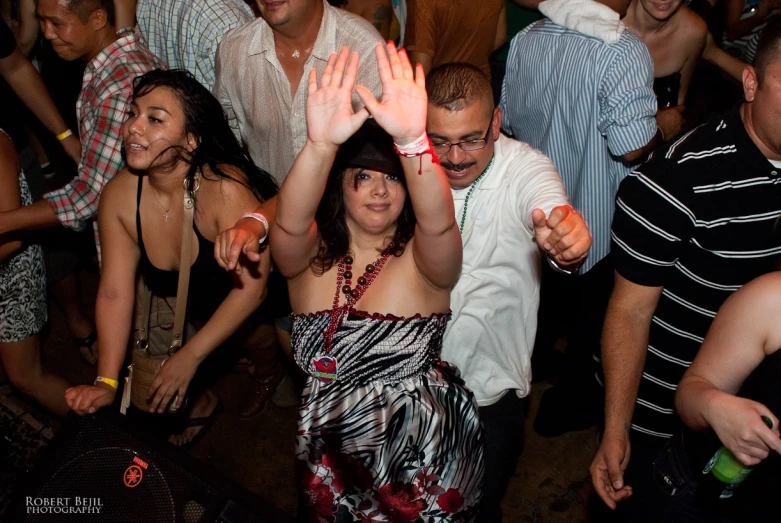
[214,1,383,183]
[443,134,570,406]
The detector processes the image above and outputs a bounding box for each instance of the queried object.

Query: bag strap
[137,278,153,348]
[170,178,196,352]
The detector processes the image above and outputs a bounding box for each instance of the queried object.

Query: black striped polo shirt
[610,108,781,439]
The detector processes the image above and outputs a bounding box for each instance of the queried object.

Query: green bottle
[701,416,774,499]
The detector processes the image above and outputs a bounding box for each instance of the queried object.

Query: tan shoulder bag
[121,183,196,414]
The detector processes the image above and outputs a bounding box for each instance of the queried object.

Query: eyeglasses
[431,113,494,155]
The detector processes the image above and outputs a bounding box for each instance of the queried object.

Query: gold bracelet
[94,376,119,390]
[56,129,73,141]
[656,124,666,142]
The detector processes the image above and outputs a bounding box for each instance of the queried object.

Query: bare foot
[168,390,219,447]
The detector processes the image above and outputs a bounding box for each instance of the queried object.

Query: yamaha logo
[123,465,144,488]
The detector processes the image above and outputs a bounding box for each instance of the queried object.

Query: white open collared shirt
[443,134,571,406]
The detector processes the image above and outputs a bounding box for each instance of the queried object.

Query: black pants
[566,255,615,390]
[614,433,732,523]
[536,256,614,429]
[477,392,526,522]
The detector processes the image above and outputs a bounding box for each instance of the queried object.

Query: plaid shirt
[44,28,164,258]
[136,0,253,90]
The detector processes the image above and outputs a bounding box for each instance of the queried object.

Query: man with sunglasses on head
[427,63,591,522]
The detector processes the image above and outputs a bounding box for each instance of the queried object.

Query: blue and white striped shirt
[137,0,254,90]
[500,19,657,273]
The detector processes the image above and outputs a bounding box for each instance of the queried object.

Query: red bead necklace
[313,247,392,383]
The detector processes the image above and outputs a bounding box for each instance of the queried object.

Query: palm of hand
[372,80,427,141]
[307,88,359,146]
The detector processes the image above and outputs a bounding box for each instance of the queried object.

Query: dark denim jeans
[477,392,526,523]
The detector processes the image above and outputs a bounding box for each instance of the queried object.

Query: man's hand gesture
[532,205,591,269]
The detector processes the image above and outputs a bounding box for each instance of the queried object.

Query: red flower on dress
[300,469,335,518]
[377,483,426,522]
[325,452,375,493]
[436,488,464,513]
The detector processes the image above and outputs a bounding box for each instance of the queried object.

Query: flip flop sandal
[172,400,223,450]
[74,330,98,365]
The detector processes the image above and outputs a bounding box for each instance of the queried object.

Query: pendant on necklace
[312,354,338,383]
[164,210,169,223]
[292,50,300,59]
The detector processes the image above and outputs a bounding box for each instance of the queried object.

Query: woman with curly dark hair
[65,69,278,446]
[272,43,484,521]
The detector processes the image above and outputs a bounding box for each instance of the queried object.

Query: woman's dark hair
[311,121,415,273]
[130,69,277,201]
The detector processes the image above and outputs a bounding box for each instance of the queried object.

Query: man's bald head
[754,18,781,86]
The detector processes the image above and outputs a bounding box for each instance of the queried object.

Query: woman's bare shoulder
[734,271,781,306]
[676,7,708,47]
[200,164,258,205]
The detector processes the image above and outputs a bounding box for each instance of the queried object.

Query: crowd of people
[0,0,780,521]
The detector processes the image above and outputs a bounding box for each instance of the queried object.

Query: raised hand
[306,47,369,149]
[356,42,428,145]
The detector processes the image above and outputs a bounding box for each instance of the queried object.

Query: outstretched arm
[356,43,461,289]
[214,195,277,273]
[271,48,370,279]
[0,43,81,163]
[703,31,747,82]
[66,176,140,415]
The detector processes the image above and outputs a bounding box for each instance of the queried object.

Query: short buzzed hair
[753,18,781,85]
[64,0,115,24]
[427,63,493,116]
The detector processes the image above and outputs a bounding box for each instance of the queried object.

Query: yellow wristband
[56,129,73,141]
[94,376,118,390]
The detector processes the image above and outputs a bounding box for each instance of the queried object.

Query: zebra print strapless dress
[291,309,484,522]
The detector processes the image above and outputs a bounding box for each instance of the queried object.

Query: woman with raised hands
[272,43,484,521]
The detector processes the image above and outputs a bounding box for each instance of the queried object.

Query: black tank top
[653,72,681,109]
[686,349,781,520]
[727,349,781,517]
[136,175,233,323]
